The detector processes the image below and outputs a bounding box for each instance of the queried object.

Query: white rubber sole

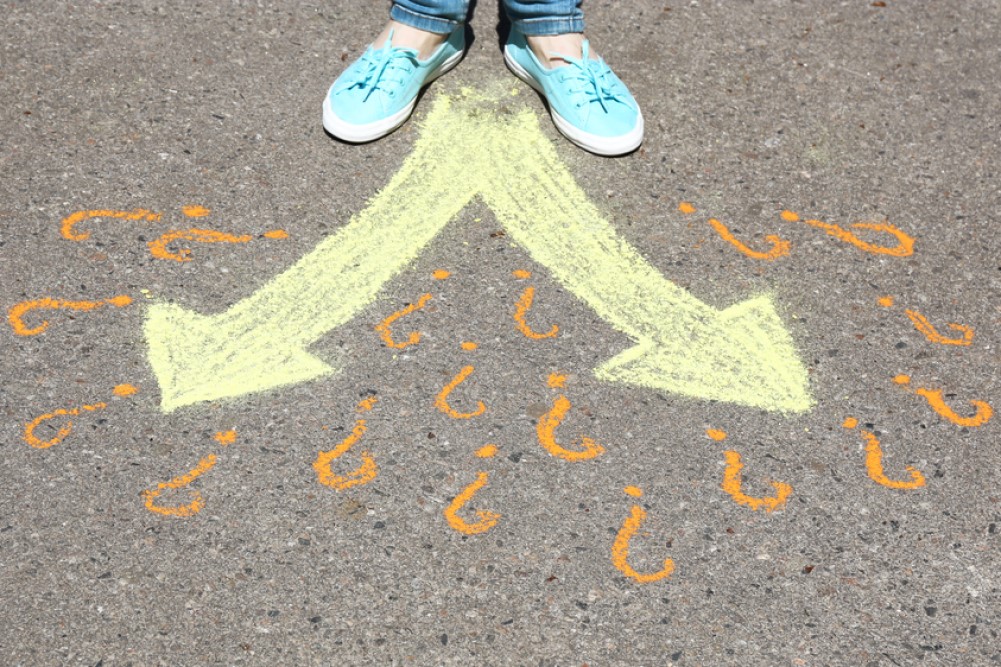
[323,48,464,143]
[503,46,644,157]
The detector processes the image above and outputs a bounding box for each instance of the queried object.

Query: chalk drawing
[142,427,242,517]
[9,295,132,336]
[435,365,486,419]
[611,486,675,583]
[148,228,288,262]
[843,417,925,490]
[535,374,605,461]
[877,297,975,346]
[145,90,812,413]
[142,454,218,517]
[705,428,727,442]
[904,308,972,344]
[513,286,559,339]
[444,471,501,535]
[23,384,138,449]
[721,450,792,513]
[475,444,499,458]
[61,208,161,241]
[708,426,792,508]
[374,293,433,349]
[24,403,107,449]
[893,375,992,427]
[708,429,791,511]
[707,218,791,261]
[536,394,606,462]
[314,397,380,490]
[214,429,237,446]
[904,309,975,346]
[182,205,211,218]
[780,210,914,257]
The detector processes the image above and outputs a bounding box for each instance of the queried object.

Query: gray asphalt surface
[2,1,1000,665]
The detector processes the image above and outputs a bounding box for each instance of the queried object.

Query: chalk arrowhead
[143,89,812,414]
[145,302,335,412]
[595,295,813,413]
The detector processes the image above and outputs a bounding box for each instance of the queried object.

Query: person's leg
[503,0,586,66]
[322,1,470,143]
[501,0,643,156]
[385,0,470,57]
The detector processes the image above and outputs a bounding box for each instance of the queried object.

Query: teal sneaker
[503,31,643,156]
[323,28,465,143]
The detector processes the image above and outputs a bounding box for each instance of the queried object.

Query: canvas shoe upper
[504,30,643,156]
[323,28,464,143]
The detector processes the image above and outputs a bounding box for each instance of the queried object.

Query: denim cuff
[390,5,463,34]
[512,16,585,36]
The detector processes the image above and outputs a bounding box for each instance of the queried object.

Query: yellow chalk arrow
[147,89,812,413]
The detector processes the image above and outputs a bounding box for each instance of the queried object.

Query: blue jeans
[390,0,584,36]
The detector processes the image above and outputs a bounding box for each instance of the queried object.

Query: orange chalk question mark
[611,486,675,584]
[843,417,926,490]
[513,286,559,340]
[537,396,606,461]
[708,218,791,261]
[142,454,218,517]
[375,294,433,349]
[877,298,975,346]
[535,374,605,461]
[23,384,138,449]
[443,472,502,535]
[781,210,914,257]
[61,208,161,241]
[8,295,132,336]
[720,450,792,512]
[904,310,974,346]
[148,228,288,262]
[143,429,238,517]
[893,375,992,427]
[313,398,381,491]
[434,365,486,419]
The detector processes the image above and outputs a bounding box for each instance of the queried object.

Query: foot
[504,31,643,156]
[322,25,464,143]
[374,20,448,60]
[525,32,593,68]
